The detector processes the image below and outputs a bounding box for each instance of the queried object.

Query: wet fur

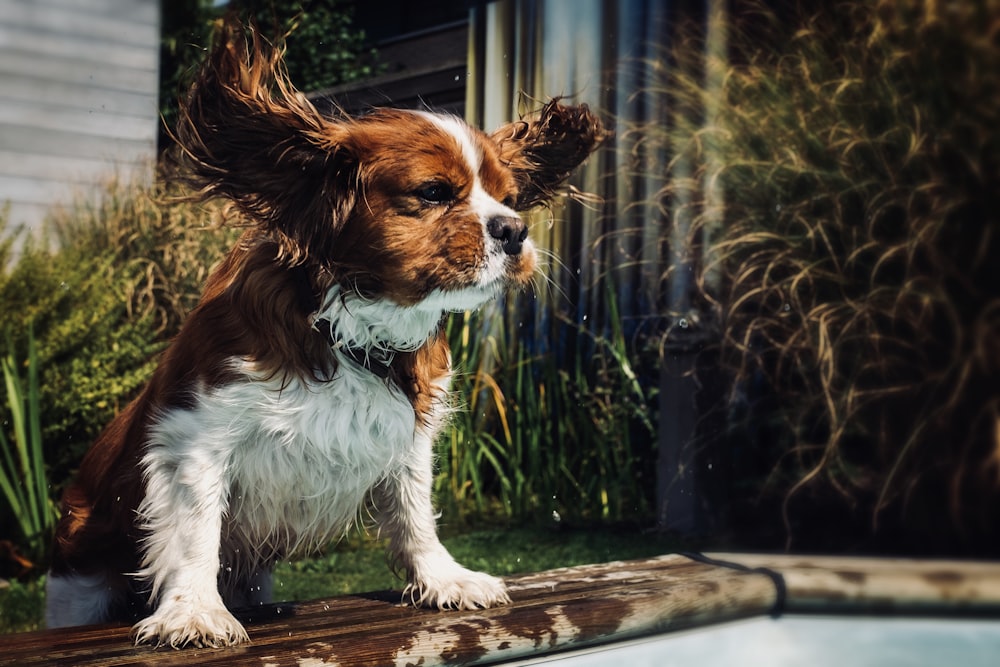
[45,21,603,648]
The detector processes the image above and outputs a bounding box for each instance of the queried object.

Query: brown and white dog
[45,23,602,648]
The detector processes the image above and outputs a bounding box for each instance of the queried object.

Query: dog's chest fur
[143,353,440,563]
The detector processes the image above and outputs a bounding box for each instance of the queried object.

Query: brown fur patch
[50,19,602,602]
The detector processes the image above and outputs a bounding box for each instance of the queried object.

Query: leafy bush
[160,0,380,147]
[0,576,45,634]
[646,0,1000,552]
[0,178,235,500]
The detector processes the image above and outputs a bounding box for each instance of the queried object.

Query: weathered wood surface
[710,552,1000,614]
[0,555,776,666]
[4,552,999,666]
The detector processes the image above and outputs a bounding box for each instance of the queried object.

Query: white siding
[0,0,160,234]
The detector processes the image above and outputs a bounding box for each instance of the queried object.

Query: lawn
[0,524,685,634]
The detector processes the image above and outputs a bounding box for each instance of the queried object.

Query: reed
[0,329,56,565]
[639,0,1000,550]
[437,283,656,525]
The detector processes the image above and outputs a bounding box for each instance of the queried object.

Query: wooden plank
[708,552,1000,615]
[2,0,159,49]
[0,99,157,142]
[0,24,158,71]
[0,151,144,184]
[0,555,778,666]
[29,0,160,23]
[0,125,155,165]
[0,50,157,96]
[0,73,158,117]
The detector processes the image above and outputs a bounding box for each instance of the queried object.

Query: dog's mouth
[488,233,537,285]
[415,259,534,314]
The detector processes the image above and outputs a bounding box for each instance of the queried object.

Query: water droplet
[783,303,791,312]
[678,318,689,329]
[775,204,782,212]
[551,510,561,523]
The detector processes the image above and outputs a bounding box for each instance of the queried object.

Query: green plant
[0,330,57,565]
[160,0,380,148]
[436,284,656,525]
[0,177,237,499]
[0,576,45,634]
[642,0,1000,552]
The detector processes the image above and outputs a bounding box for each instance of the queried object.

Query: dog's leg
[131,417,249,648]
[378,426,510,610]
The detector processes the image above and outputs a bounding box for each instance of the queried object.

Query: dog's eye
[502,194,517,209]
[415,182,454,205]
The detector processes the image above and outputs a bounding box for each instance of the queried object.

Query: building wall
[0,0,160,234]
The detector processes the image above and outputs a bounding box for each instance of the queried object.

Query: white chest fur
[143,354,434,565]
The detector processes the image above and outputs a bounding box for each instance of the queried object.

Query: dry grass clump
[45,175,238,337]
[651,0,1000,552]
[0,176,237,486]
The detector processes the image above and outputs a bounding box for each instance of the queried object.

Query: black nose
[487,216,528,255]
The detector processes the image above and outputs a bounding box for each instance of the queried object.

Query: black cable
[680,551,788,618]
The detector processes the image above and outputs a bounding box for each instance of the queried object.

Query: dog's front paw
[133,599,249,648]
[405,564,511,610]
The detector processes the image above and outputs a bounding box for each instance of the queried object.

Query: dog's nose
[487,216,529,255]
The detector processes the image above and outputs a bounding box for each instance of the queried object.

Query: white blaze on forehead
[413,111,482,174]
[413,111,519,221]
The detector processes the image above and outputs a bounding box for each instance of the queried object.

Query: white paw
[405,565,511,610]
[132,598,249,648]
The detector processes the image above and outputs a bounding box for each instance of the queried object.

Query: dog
[44,22,603,648]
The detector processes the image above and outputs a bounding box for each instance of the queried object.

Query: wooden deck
[2,553,998,666]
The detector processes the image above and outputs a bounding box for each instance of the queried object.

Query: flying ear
[173,19,355,263]
[490,99,606,211]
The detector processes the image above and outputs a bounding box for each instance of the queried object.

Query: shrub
[0,178,235,499]
[646,0,1000,553]
[160,0,380,149]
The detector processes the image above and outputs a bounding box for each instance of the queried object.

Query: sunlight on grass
[272,525,683,603]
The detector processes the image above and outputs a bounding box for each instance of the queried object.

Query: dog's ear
[174,19,355,263]
[490,100,606,211]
